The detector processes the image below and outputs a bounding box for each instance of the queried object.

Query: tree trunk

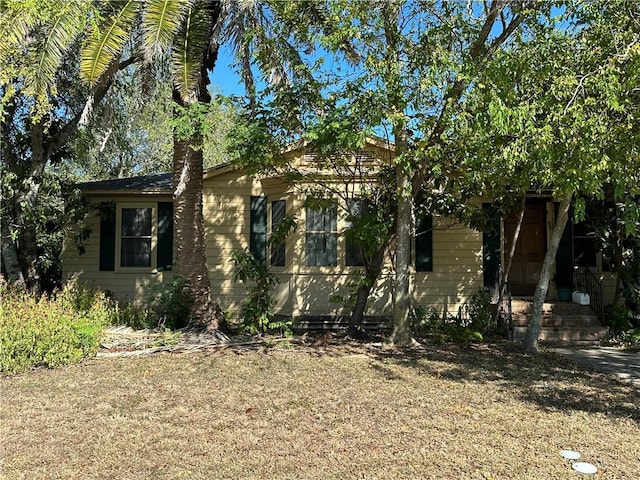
[1,221,26,288]
[525,192,573,352]
[494,195,526,323]
[380,1,413,346]
[348,244,386,335]
[173,136,222,329]
[171,1,222,330]
[390,167,413,346]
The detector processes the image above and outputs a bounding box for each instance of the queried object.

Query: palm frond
[30,3,90,94]
[141,0,191,63]
[80,0,139,85]
[172,5,214,103]
[218,0,310,93]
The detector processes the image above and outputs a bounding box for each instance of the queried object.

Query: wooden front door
[504,202,547,296]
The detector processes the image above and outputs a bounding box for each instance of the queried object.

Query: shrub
[466,288,494,335]
[607,304,633,334]
[0,283,108,374]
[144,277,191,330]
[231,249,292,336]
[411,289,494,344]
[230,216,296,337]
[109,301,157,330]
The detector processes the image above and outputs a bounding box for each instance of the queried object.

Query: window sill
[114,267,160,275]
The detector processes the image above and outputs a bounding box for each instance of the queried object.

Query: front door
[504,202,547,296]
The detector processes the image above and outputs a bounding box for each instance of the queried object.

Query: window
[345,199,368,266]
[305,206,337,266]
[120,207,152,267]
[573,221,597,268]
[415,215,433,272]
[271,200,286,267]
[99,202,173,271]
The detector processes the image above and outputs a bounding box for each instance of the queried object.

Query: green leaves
[31,3,87,94]
[0,0,91,115]
[171,101,212,144]
[171,5,214,103]
[141,0,190,63]
[80,0,139,85]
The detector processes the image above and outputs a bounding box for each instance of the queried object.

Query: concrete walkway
[553,347,640,386]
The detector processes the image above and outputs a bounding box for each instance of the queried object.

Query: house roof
[76,136,394,193]
[282,134,394,154]
[77,173,173,193]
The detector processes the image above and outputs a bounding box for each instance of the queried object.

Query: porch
[483,197,611,345]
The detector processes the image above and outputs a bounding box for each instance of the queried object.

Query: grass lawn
[1,340,638,479]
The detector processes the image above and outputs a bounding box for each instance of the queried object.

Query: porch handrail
[573,267,605,324]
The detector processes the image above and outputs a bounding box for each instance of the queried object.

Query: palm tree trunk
[173,134,222,329]
[171,2,223,330]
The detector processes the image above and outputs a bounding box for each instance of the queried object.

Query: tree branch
[45,56,137,161]
[412,1,535,196]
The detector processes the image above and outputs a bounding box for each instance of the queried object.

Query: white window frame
[115,204,157,273]
[305,206,338,267]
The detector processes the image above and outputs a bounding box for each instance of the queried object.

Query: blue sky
[209,44,246,97]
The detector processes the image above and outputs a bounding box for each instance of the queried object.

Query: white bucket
[572,291,590,306]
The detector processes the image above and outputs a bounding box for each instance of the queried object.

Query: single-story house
[62,138,618,336]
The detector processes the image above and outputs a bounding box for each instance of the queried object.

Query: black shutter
[250,196,267,263]
[482,203,501,288]
[345,199,365,266]
[415,215,433,272]
[99,203,116,271]
[271,200,286,266]
[157,202,173,271]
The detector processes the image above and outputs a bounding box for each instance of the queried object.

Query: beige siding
[413,217,484,316]
[203,171,258,313]
[599,272,620,305]
[65,168,625,323]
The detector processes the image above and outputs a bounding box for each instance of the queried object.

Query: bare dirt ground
[1,337,638,479]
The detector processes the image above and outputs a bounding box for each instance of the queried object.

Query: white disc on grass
[560,450,581,460]
[572,462,598,474]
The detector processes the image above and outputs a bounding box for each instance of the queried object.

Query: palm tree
[80,0,313,329]
[80,0,225,328]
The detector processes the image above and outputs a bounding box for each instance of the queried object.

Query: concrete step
[511,300,594,316]
[512,326,608,344]
[511,313,602,328]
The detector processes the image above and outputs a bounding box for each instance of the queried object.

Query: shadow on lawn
[368,343,639,423]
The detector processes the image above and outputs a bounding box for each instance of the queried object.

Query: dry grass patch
[1,341,638,479]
